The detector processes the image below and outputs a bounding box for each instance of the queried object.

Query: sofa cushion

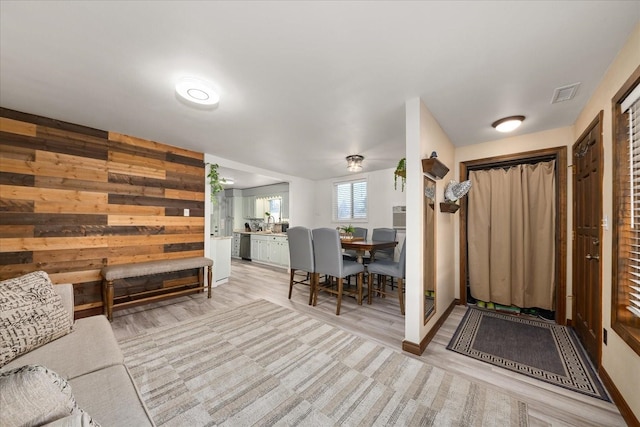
[2,315,123,380]
[0,271,73,367]
[44,413,101,427]
[70,364,154,427]
[0,365,99,427]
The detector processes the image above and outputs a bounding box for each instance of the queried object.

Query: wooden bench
[101,257,213,321]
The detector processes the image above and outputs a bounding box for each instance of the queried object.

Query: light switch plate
[184,209,190,217]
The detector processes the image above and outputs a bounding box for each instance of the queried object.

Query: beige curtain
[468,160,556,310]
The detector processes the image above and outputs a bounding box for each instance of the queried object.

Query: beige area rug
[119,300,529,426]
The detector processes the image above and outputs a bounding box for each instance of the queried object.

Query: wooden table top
[340,240,397,251]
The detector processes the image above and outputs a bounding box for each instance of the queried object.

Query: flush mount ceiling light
[491,115,525,133]
[346,154,364,172]
[175,77,220,106]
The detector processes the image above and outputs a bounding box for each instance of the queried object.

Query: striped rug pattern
[119,300,529,426]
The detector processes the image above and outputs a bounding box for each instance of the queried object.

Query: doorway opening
[458,147,568,325]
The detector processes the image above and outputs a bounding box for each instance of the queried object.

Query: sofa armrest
[53,283,74,321]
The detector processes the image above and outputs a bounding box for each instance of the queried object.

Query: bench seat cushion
[2,316,123,380]
[101,257,213,281]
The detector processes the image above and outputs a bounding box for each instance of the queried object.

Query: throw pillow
[0,365,100,427]
[0,271,73,367]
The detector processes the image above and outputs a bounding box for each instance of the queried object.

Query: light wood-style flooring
[111,259,626,427]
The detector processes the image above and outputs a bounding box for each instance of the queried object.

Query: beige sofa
[1,284,154,426]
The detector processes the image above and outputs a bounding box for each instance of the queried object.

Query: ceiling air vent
[551,82,581,104]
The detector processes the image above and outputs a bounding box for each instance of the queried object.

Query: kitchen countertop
[232,230,288,237]
[209,235,233,240]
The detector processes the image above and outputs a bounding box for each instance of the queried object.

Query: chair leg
[336,278,344,315]
[357,272,363,305]
[313,274,319,307]
[379,275,387,298]
[398,278,405,315]
[367,271,373,304]
[309,273,318,305]
[289,269,295,299]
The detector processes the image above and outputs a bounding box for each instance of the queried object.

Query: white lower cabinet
[209,237,232,286]
[250,235,289,268]
[232,232,241,258]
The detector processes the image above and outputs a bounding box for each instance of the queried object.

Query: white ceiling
[1,1,638,188]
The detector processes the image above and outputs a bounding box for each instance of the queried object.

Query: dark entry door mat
[447,307,610,401]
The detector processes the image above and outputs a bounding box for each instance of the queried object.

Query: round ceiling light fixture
[175,77,220,106]
[346,154,364,172]
[491,115,525,133]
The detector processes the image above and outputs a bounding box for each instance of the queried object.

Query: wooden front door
[572,113,603,366]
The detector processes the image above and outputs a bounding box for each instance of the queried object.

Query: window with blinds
[613,69,640,357]
[333,179,367,221]
[624,86,640,318]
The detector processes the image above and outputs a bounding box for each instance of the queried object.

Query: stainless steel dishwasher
[239,233,251,260]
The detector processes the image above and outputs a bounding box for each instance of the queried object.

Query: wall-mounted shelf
[439,202,460,213]
[422,158,449,179]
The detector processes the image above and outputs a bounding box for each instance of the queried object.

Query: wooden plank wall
[0,108,205,317]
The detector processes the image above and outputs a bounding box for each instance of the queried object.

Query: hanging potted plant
[207,163,226,203]
[394,158,406,191]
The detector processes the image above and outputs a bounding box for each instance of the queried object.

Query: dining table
[340,238,398,264]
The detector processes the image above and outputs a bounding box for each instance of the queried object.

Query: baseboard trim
[599,366,639,427]
[402,299,459,356]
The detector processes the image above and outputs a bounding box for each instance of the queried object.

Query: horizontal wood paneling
[0,109,205,316]
[0,117,36,137]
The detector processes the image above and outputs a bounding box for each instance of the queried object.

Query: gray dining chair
[287,226,317,305]
[366,238,406,314]
[364,228,397,263]
[343,227,368,261]
[312,227,365,315]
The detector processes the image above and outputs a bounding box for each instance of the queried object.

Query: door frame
[458,147,568,325]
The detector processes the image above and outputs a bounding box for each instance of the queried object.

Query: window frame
[612,65,640,357]
[332,177,368,223]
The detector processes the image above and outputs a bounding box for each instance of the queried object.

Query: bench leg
[103,280,114,322]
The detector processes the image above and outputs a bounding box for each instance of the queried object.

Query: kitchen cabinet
[255,198,267,219]
[280,192,289,219]
[250,234,289,268]
[209,237,232,286]
[243,196,256,218]
[232,232,241,258]
[250,235,260,260]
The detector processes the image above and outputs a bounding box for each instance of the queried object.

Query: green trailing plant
[394,158,406,191]
[207,163,226,202]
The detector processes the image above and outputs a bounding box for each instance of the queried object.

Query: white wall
[312,167,406,230]
[405,98,456,345]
